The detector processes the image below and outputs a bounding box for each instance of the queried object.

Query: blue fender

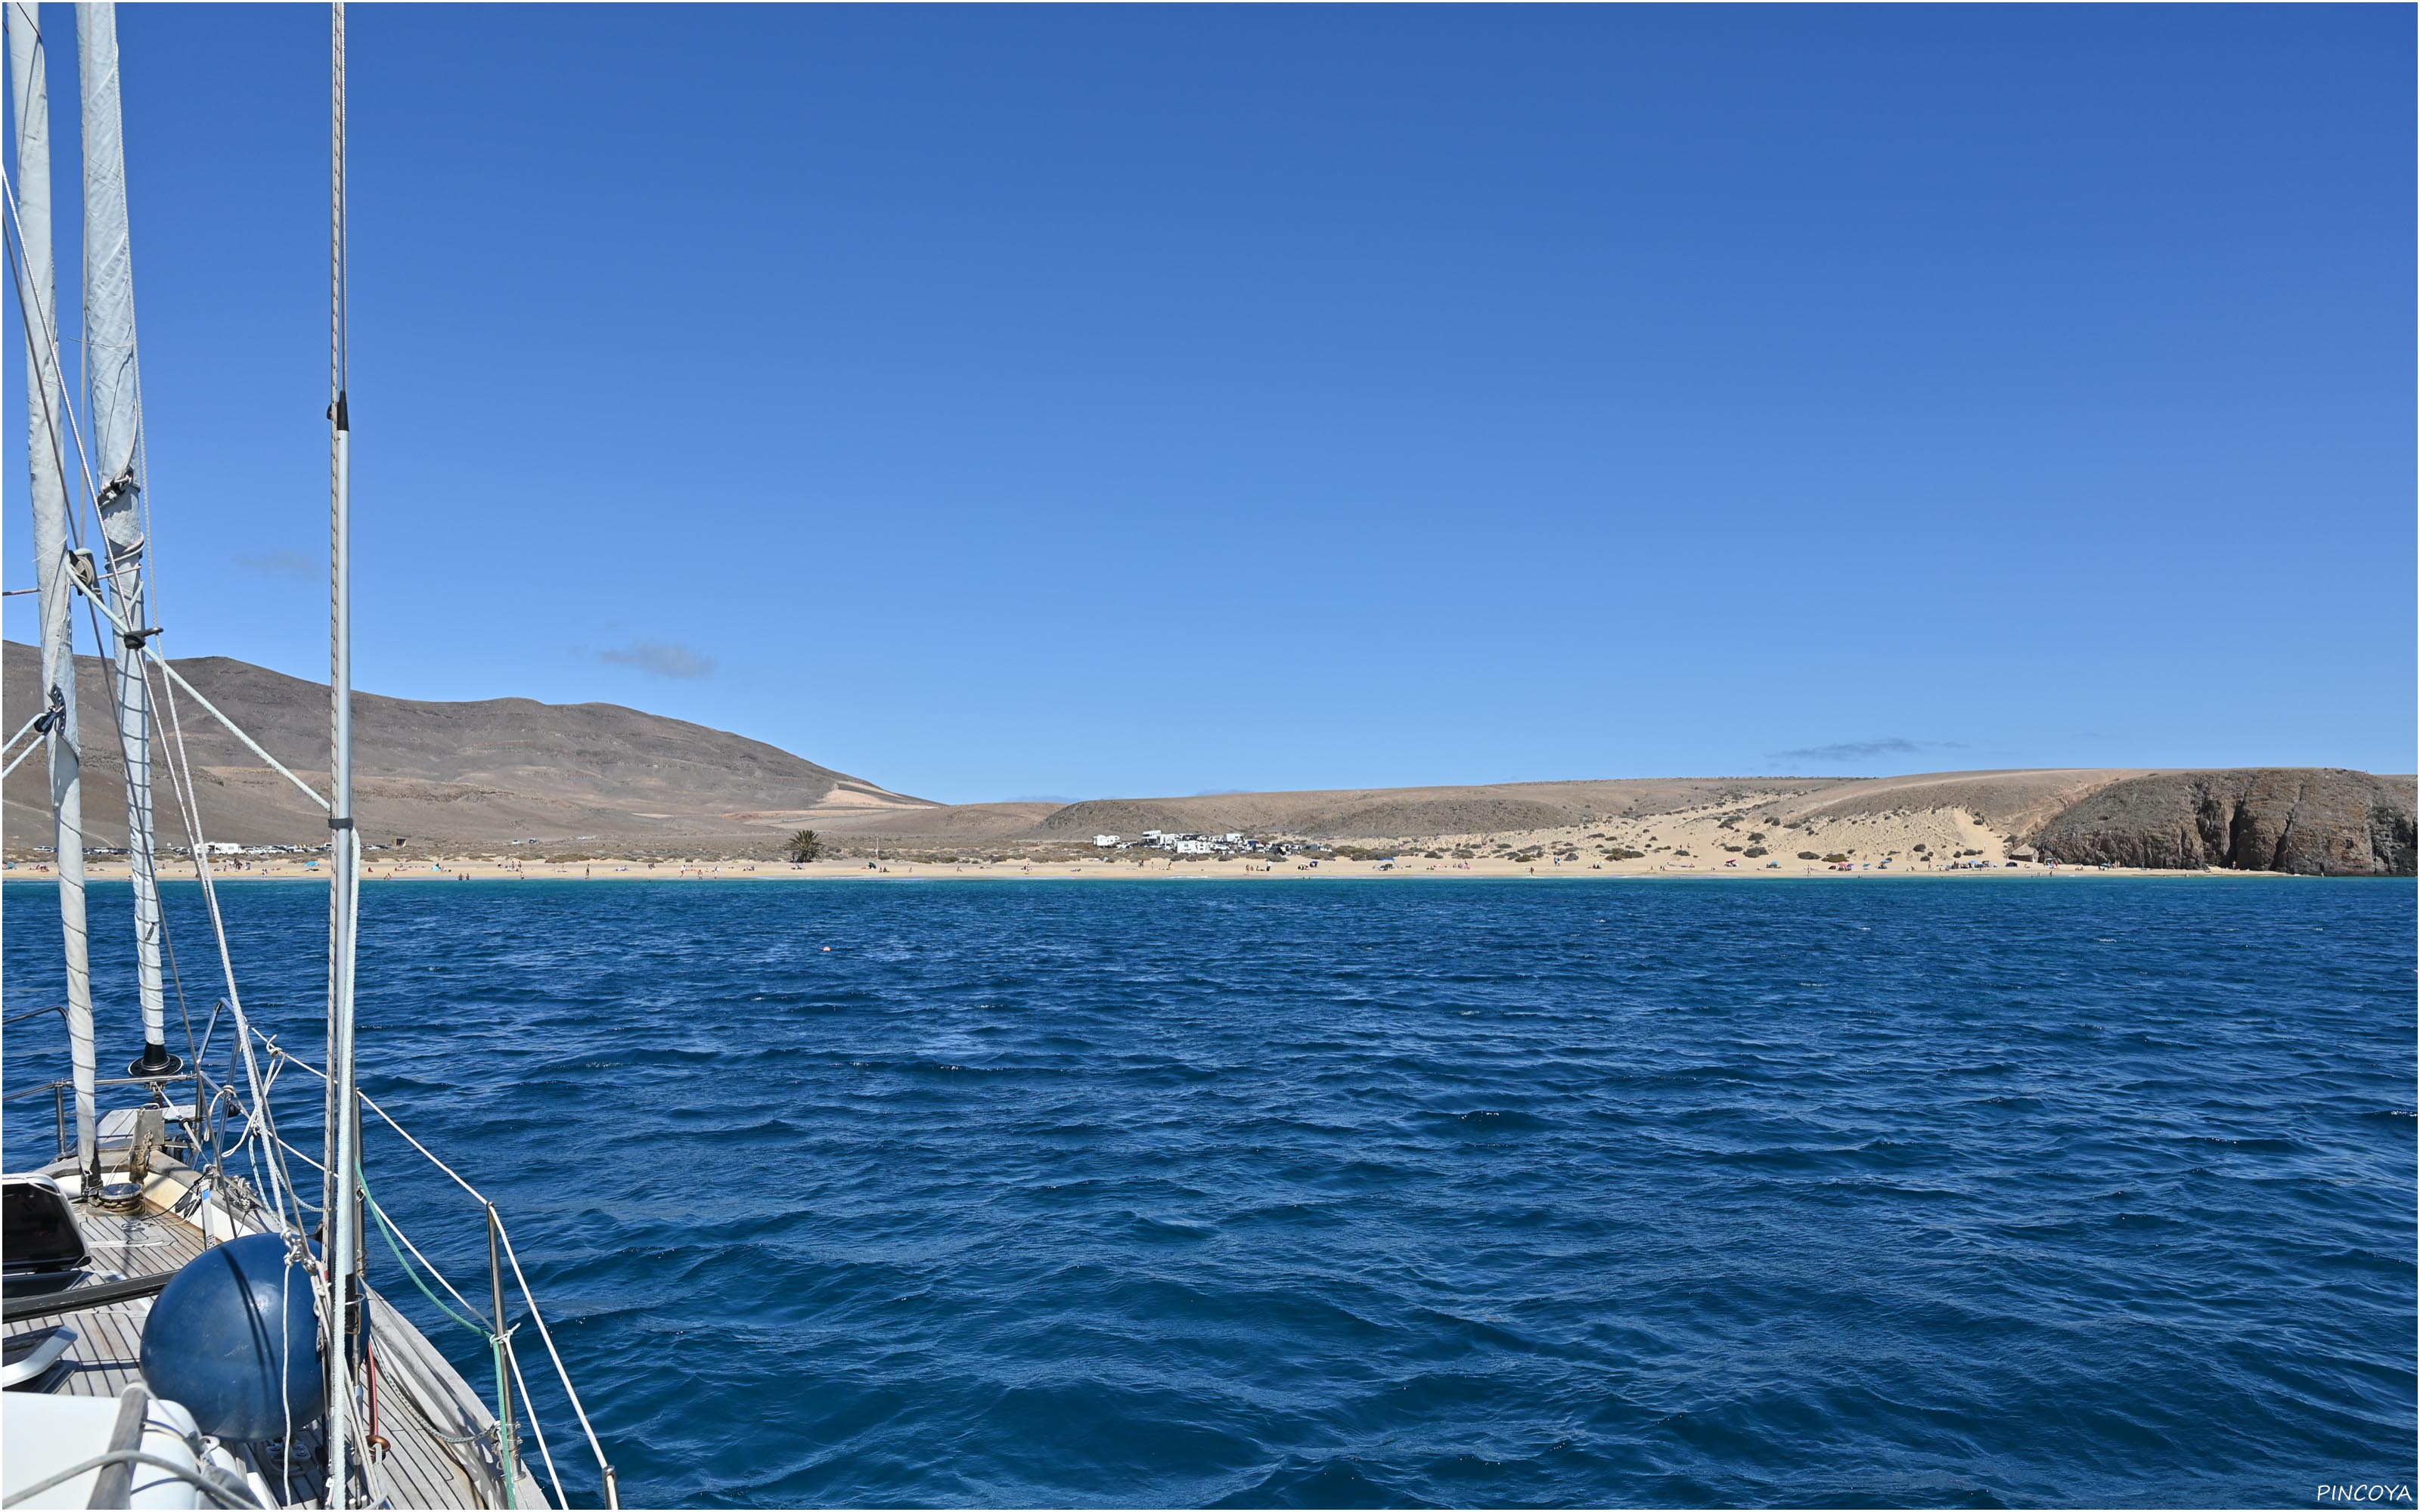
[138,1233,324,1441]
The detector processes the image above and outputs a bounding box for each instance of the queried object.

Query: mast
[76,0,177,1080]
[8,0,100,1191]
[324,3,363,1500]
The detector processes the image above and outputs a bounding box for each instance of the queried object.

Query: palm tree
[786,829,822,863]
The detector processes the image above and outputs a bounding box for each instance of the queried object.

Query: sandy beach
[23,803,2265,885]
[7,856,2276,882]
[9,784,2384,884]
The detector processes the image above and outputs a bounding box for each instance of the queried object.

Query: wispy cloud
[1771,736,1966,764]
[597,640,715,680]
[239,550,316,578]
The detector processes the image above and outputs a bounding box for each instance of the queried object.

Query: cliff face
[2031,769,2417,876]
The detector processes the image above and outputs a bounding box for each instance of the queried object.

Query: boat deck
[4,1163,547,1509]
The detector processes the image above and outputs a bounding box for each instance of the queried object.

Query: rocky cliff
[2030,769,2416,876]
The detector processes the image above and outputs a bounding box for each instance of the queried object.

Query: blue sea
[5,876,2414,1507]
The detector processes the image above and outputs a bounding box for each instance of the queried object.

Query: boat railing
[4,1002,71,1031]
[237,1027,620,1510]
[5,999,619,1506]
[7,1074,213,1157]
[3,1046,213,1169]
[2,1078,73,1158]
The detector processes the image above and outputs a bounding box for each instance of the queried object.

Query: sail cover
[8,0,100,1180]
[79,0,173,1068]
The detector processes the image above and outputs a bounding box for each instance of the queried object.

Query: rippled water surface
[6,876,2414,1507]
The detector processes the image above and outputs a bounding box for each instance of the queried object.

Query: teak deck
[4,1174,547,1508]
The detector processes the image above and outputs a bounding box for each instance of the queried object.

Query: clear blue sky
[7,4,2412,803]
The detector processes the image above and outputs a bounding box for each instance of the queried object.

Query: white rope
[123,634,214,1092]
[257,1033,318,1076]
[1,1449,262,1510]
[278,1245,296,1501]
[253,1028,613,1492]
[267,1132,326,1177]
[496,1226,613,1481]
[60,567,332,812]
[149,652,309,1240]
[358,1170,488,1325]
[259,1039,493,1209]
[2,166,206,1092]
[0,706,43,756]
[2,737,41,781]
[506,1337,569,1510]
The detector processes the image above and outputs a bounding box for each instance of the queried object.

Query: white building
[1094,835,1121,847]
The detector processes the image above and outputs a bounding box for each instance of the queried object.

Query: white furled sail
[1,13,610,1507]
[8,0,101,1185]
[76,0,176,1078]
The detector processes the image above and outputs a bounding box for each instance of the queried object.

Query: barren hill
[1035,779,1845,842]
[1030,768,2415,876]
[8,643,2409,875]
[2,640,936,849]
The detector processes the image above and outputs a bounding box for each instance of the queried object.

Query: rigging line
[129,336,161,648]
[0,154,101,522]
[33,541,231,1129]
[325,36,352,1483]
[76,64,184,1061]
[258,1034,498,1210]
[0,1450,264,1510]
[293,1058,561,1494]
[150,660,308,1240]
[38,476,189,1081]
[280,1249,296,1504]
[160,894,203,1070]
[250,1009,584,1495]
[5,151,165,968]
[364,1087,489,1206]
[1,564,137,594]
[358,1168,488,1334]
[65,569,334,811]
[5,166,184,1089]
[2,739,41,780]
[505,1335,569,1511]
[6,212,127,779]
[127,649,209,1068]
[262,1057,598,1489]
[195,998,224,1070]
[496,1225,613,1477]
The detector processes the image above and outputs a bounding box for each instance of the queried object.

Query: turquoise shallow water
[5,876,2414,1507]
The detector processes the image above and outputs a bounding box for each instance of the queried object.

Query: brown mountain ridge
[5,643,2410,875]
[2,640,936,849]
